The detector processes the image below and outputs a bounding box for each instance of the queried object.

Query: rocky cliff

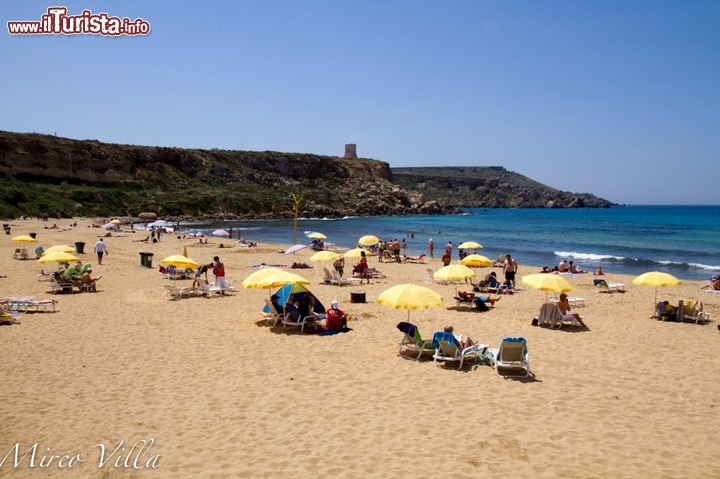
[0,131,611,219]
[0,131,449,219]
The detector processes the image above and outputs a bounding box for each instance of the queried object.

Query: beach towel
[432,331,462,350]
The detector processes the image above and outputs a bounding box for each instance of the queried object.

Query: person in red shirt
[441,250,452,266]
[325,300,347,330]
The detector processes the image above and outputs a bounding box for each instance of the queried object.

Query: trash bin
[29,232,36,239]
[2,224,9,235]
[139,252,148,267]
[145,253,153,268]
[350,290,366,303]
[75,242,85,254]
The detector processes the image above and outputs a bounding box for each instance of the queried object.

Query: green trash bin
[29,232,37,239]
[75,242,85,254]
[145,253,154,268]
[139,252,148,267]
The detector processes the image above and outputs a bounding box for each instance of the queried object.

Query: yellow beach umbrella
[344,248,367,259]
[460,254,493,267]
[241,267,285,289]
[434,264,476,294]
[434,264,476,282]
[522,273,573,300]
[632,271,682,288]
[632,271,682,308]
[38,251,80,264]
[11,235,37,243]
[160,255,200,270]
[458,241,483,250]
[309,251,340,262]
[358,235,380,246]
[110,219,121,225]
[42,244,76,255]
[244,271,310,290]
[378,284,444,321]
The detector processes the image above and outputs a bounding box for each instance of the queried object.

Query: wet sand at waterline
[1,219,718,478]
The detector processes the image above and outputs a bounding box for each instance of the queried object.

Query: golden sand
[1,219,718,478]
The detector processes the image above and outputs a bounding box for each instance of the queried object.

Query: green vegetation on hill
[391,166,611,209]
[0,131,436,219]
[0,131,611,219]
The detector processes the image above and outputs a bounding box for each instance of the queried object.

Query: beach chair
[536,302,582,328]
[164,285,198,300]
[431,332,484,369]
[195,278,223,296]
[474,275,506,294]
[323,267,341,285]
[330,268,362,286]
[454,296,475,310]
[535,302,563,328]
[426,268,450,285]
[37,270,52,281]
[680,300,710,325]
[490,337,530,377]
[49,273,75,294]
[1,297,58,312]
[404,254,425,264]
[396,322,435,360]
[263,299,288,327]
[594,279,625,293]
[551,292,585,307]
[281,310,317,333]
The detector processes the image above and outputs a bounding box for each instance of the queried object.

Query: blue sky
[2,1,718,205]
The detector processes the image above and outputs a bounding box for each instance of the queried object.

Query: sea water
[177,205,719,282]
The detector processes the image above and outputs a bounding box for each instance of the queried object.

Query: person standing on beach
[428,239,434,258]
[503,254,518,288]
[212,256,227,292]
[94,238,108,265]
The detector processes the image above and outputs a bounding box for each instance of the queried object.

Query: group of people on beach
[269,293,348,331]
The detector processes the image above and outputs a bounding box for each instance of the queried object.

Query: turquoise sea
[179,205,719,282]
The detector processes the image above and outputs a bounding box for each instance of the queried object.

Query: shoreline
[1,218,718,478]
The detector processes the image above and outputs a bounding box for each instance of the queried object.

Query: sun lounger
[396,322,435,360]
[594,279,625,293]
[432,332,486,369]
[0,296,58,312]
[164,285,198,300]
[551,293,586,307]
[454,296,475,310]
[404,254,426,264]
[679,299,710,324]
[490,337,530,377]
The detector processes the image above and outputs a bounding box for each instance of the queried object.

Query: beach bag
[475,300,489,312]
[475,347,494,366]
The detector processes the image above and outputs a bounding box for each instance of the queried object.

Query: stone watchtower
[344,144,357,159]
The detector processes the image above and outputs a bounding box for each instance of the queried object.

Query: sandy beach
[1,218,718,478]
